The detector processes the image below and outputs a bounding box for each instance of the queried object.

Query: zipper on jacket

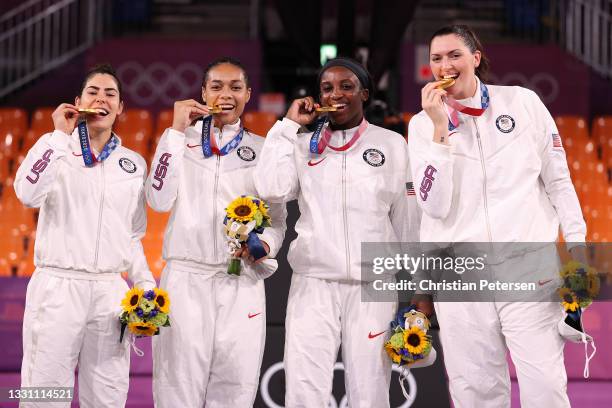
[473,118,493,243]
[93,161,105,269]
[212,131,222,259]
[342,131,350,280]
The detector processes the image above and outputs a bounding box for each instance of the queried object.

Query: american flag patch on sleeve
[552,133,563,148]
[406,182,416,196]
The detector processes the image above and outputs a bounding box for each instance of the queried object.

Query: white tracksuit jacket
[408,81,586,246]
[14,129,155,408]
[14,130,155,286]
[408,79,584,408]
[255,118,419,408]
[145,119,286,268]
[254,118,420,282]
[145,120,286,408]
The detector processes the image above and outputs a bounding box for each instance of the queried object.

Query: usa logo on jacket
[237,146,256,162]
[495,115,515,133]
[119,157,137,173]
[363,148,385,167]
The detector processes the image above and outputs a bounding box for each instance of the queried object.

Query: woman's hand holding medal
[421,81,449,129]
[52,103,80,135]
[171,99,210,133]
[421,81,453,144]
[285,97,322,126]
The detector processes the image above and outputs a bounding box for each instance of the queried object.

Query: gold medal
[78,108,108,116]
[437,76,456,90]
[315,104,343,112]
[208,106,223,114]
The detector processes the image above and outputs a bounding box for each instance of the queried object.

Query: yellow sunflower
[128,321,157,336]
[384,343,402,364]
[558,287,579,312]
[153,287,171,314]
[403,326,428,355]
[258,200,269,217]
[226,197,258,222]
[560,261,575,279]
[121,287,144,313]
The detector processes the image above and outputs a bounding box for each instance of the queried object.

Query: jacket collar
[455,75,483,108]
[70,128,122,156]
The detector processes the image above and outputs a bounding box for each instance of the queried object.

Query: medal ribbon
[201,115,244,158]
[309,117,368,154]
[77,120,119,167]
[444,81,490,131]
[309,116,328,154]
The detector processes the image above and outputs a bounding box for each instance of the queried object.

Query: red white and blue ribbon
[309,117,368,154]
[201,115,244,158]
[445,81,490,131]
[77,120,119,167]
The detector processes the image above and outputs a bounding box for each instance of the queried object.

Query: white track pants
[284,274,396,408]
[435,247,570,408]
[20,268,131,408]
[153,260,266,408]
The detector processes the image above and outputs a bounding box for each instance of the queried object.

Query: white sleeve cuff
[48,130,72,152]
[564,236,586,251]
[274,118,301,141]
[258,229,278,258]
[165,128,187,152]
[428,140,453,160]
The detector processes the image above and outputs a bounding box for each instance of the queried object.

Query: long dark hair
[79,63,122,99]
[429,25,490,82]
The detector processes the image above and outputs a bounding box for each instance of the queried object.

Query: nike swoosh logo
[368,330,386,339]
[448,131,458,137]
[307,157,326,166]
[186,143,202,148]
[538,279,553,286]
[248,312,261,319]
[72,152,83,157]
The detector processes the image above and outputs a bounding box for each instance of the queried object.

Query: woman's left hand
[234,241,270,264]
[410,294,434,318]
[569,245,588,265]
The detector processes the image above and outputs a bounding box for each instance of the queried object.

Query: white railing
[0,0,111,99]
[563,0,612,78]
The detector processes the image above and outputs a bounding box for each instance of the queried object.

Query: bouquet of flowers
[384,305,437,398]
[384,306,435,367]
[119,287,171,342]
[558,260,599,332]
[557,260,599,378]
[223,195,271,276]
